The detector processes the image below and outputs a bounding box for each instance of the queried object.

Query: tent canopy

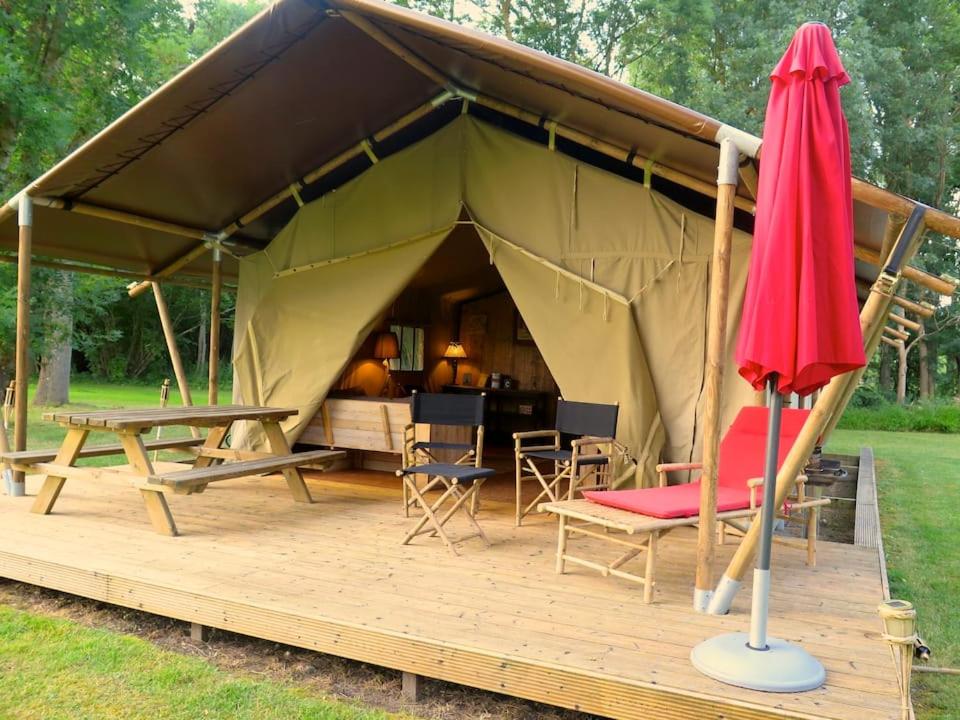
[2,0,958,285]
[232,116,757,483]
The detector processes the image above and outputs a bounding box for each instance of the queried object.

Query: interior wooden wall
[457,292,556,393]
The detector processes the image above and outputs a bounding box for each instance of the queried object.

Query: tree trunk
[879,346,893,396]
[955,355,960,401]
[499,0,513,39]
[918,329,929,400]
[34,272,73,407]
[897,340,908,404]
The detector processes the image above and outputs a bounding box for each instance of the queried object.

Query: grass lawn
[0,605,408,720]
[828,429,960,720]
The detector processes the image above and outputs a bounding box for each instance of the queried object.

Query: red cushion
[717,407,812,490]
[583,482,753,519]
[581,407,814,519]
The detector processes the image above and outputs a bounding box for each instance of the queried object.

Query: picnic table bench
[1,405,345,536]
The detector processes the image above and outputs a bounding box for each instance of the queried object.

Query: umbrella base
[691,632,825,692]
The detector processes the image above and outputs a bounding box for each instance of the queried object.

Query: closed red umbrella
[692,23,865,692]
[736,22,865,394]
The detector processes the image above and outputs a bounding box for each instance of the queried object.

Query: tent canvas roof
[1,0,958,287]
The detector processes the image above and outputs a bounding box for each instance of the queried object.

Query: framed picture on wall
[514,311,534,344]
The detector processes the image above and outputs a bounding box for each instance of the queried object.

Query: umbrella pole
[691,373,825,692]
[748,377,783,650]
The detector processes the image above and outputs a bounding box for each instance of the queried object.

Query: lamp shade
[373,331,400,360]
[443,341,467,359]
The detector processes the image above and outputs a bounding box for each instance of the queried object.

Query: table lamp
[374,331,400,397]
[443,341,467,384]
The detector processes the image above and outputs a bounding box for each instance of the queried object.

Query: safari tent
[1,1,958,718]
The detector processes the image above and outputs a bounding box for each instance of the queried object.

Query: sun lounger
[540,407,829,601]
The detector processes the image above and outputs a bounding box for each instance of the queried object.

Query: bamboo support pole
[128,244,212,297]
[208,248,222,405]
[855,245,956,296]
[151,282,199,438]
[858,279,936,317]
[884,326,910,342]
[708,206,928,615]
[31,197,207,241]
[0,254,226,289]
[694,138,738,613]
[881,336,904,349]
[12,195,33,491]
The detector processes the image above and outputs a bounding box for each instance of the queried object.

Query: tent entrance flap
[477,227,664,487]
[232,229,452,449]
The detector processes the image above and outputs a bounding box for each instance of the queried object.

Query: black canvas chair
[513,398,620,526]
[400,390,486,516]
[397,391,492,554]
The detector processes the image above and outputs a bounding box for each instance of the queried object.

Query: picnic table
[1,405,344,536]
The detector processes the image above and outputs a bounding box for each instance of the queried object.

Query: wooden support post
[695,138,738,612]
[12,195,33,491]
[401,671,422,702]
[190,622,211,642]
[208,248,222,405]
[708,206,928,615]
[152,282,199,438]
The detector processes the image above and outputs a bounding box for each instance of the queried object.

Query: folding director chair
[400,391,486,516]
[513,399,620,526]
[396,463,496,555]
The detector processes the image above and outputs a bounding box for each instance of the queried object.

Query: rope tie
[882,632,919,645]
[602,292,610,321]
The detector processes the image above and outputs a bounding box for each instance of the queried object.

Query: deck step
[1,437,204,466]
[148,449,344,489]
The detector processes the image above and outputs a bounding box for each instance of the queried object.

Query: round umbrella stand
[690,633,825,692]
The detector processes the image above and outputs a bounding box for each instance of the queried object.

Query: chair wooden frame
[514,432,619,525]
[398,468,491,556]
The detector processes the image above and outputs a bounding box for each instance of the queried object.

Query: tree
[0,0,258,399]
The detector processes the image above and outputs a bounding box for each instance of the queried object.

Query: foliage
[0,604,405,720]
[0,0,254,386]
[827,429,960,718]
[838,400,960,433]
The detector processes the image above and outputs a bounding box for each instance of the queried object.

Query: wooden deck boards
[0,468,901,720]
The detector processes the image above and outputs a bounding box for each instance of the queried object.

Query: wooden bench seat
[148,449,344,490]
[1,437,204,468]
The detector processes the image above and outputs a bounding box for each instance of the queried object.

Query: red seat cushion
[584,482,752,519]
[581,406,814,519]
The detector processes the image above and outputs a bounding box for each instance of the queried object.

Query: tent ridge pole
[695,137,738,612]
[707,205,928,615]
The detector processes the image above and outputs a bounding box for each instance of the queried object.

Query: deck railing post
[694,138,739,612]
[11,194,33,494]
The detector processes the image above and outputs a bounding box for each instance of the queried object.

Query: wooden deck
[0,465,901,720]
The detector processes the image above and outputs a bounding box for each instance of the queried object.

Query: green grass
[838,402,960,434]
[828,429,960,720]
[13,380,232,466]
[0,605,406,720]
